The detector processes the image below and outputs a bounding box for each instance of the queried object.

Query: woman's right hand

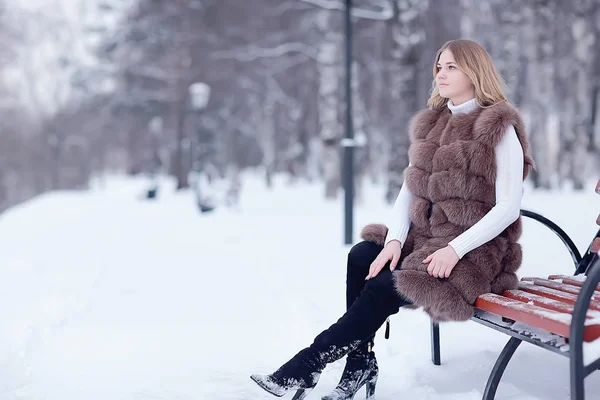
[366,240,402,280]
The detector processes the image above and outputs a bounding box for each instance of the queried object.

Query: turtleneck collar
[447,98,478,115]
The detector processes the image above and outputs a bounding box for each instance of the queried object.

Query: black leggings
[346,240,408,312]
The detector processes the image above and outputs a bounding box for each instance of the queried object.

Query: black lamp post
[342,0,354,245]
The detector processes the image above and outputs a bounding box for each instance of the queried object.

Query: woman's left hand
[423,245,460,278]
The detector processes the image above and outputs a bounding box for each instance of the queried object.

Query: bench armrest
[520,209,582,269]
[570,255,600,374]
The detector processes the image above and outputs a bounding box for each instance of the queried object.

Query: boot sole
[250,374,315,399]
[250,374,285,397]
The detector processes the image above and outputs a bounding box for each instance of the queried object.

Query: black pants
[345,241,410,346]
[346,240,406,311]
[305,240,410,370]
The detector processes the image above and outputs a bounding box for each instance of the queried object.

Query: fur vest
[362,101,535,322]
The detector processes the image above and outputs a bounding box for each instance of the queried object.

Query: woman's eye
[448,65,456,70]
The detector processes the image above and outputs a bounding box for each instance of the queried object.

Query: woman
[251,39,535,400]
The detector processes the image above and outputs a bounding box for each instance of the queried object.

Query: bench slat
[521,277,600,297]
[475,293,600,342]
[547,274,600,291]
[516,282,600,312]
[504,289,600,318]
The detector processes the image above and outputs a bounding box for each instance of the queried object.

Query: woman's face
[436,49,474,104]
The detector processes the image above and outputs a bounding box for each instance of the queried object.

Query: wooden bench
[429,179,600,400]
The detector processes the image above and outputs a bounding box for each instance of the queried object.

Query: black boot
[251,348,323,399]
[321,340,378,400]
[318,241,388,400]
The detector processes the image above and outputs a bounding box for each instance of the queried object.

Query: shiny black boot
[251,348,322,399]
[321,341,379,400]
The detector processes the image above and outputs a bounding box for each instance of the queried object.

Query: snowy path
[0,176,598,399]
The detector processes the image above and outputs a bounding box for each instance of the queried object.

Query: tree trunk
[566,0,595,190]
[386,0,427,203]
[175,100,189,190]
[524,0,554,189]
[317,22,342,199]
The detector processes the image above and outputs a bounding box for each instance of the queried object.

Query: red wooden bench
[429,179,600,400]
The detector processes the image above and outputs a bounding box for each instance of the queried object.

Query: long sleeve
[384,169,413,247]
[448,125,524,259]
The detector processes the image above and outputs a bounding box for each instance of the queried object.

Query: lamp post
[189,82,211,172]
[188,82,213,213]
[342,0,354,245]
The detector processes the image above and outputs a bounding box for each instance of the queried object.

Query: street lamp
[189,82,211,171]
[189,82,211,111]
[187,82,214,213]
[343,0,354,244]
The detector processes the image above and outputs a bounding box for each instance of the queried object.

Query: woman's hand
[366,240,402,280]
[423,245,460,278]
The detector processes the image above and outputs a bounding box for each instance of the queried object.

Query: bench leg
[482,337,521,400]
[431,321,440,365]
[571,341,585,400]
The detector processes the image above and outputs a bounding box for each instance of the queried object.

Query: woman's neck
[447,98,477,114]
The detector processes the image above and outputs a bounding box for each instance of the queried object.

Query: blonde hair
[427,39,507,110]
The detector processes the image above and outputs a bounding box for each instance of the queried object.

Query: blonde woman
[251,39,535,400]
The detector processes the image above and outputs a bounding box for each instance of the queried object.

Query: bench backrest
[585,179,600,273]
[594,179,600,255]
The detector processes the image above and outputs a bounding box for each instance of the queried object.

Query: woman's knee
[348,241,383,268]
[365,269,398,298]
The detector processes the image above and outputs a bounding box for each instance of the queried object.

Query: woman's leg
[322,241,383,399]
[346,241,383,310]
[251,248,409,399]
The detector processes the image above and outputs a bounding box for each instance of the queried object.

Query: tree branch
[299,0,392,20]
[210,42,318,61]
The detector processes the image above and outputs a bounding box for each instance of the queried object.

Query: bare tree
[385,0,428,203]
[522,0,555,189]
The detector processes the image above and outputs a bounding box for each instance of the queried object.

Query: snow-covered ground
[0,173,598,400]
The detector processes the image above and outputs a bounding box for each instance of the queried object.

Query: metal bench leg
[570,362,585,400]
[431,321,440,365]
[483,337,521,400]
[570,334,586,400]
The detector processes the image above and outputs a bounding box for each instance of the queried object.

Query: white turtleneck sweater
[384,98,524,259]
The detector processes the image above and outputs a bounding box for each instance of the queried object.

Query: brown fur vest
[362,102,535,322]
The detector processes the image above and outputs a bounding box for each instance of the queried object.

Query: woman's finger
[433,260,443,278]
[437,264,446,278]
[368,255,380,274]
[370,265,381,279]
[427,259,436,276]
[444,264,453,278]
[390,252,400,271]
[367,257,381,280]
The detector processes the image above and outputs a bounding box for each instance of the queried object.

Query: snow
[0,174,599,399]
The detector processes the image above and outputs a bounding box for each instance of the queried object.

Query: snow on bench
[516,281,600,311]
[520,277,600,297]
[475,275,600,343]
